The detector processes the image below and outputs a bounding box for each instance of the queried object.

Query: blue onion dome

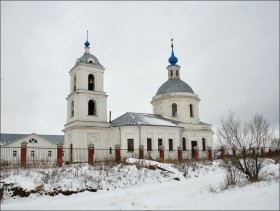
[84,40,90,47]
[168,46,178,65]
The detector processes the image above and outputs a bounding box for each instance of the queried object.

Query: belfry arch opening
[88,74,95,91]
[88,100,96,115]
[172,103,177,117]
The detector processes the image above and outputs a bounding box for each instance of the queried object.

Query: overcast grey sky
[1,1,279,137]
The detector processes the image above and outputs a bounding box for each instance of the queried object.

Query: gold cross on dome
[171,38,174,47]
[87,30,89,41]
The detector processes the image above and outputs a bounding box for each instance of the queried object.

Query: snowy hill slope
[1,159,279,210]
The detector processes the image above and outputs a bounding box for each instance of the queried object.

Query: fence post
[115,144,121,162]
[177,146,182,162]
[57,144,63,167]
[139,145,144,159]
[20,141,27,167]
[159,145,164,161]
[268,147,273,157]
[275,148,279,157]
[261,147,265,157]
[242,146,246,158]
[207,146,213,161]
[88,143,94,165]
[193,146,198,160]
[70,143,73,163]
[252,147,256,158]
[232,146,236,157]
[220,146,225,159]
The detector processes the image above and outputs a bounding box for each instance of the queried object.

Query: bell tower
[64,32,110,149]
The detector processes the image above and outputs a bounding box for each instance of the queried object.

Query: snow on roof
[111,112,181,128]
[0,133,64,146]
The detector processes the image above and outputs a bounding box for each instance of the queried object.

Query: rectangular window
[202,139,206,151]
[169,139,173,151]
[147,138,152,151]
[182,139,187,151]
[158,139,163,151]
[13,151,17,157]
[31,151,35,157]
[48,151,52,157]
[127,139,134,152]
[62,151,65,156]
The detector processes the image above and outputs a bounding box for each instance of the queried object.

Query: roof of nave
[111,112,182,128]
[0,133,64,146]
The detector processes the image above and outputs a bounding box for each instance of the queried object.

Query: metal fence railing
[0,146,279,168]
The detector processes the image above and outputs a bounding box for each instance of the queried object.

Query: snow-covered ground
[1,159,279,210]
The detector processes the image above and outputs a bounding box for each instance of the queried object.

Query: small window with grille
[147,138,152,151]
[169,139,173,151]
[127,139,134,152]
[158,139,163,151]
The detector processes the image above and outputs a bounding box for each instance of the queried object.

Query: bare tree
[217,112,274,182]
[270,137,280,149]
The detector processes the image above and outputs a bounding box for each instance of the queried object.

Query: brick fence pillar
[70,143,73,163]
[207,146,213,161]
[57,144,63,167]
[193,146,198,160]
[115,144,121,162]
[252,147,256,158]
[177,146,182,162]
[261,147,265,157]
[232,146,236,157]
[88,143,94,165]
[159,145,164,161]
[139,145,144,159]
[20,141,27,167]
[220,146,225,159]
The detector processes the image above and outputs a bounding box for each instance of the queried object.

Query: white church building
[63,37,213,161]
[1,37,213,162]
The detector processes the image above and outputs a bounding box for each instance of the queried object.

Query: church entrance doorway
[191,141,197,158]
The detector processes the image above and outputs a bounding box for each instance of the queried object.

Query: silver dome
[156,78,194,95]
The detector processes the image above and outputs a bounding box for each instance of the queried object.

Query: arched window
[182,137,186,151]
[71,101,74,117]
[73,75,76,91]
[202,138,206,151]
[29,138,37,143]
[88,74,95,91]
[176,70,179,76]
[88,100,96,115]
[170,70,173,76]
[172,103,177,117]
[190,104,194,117]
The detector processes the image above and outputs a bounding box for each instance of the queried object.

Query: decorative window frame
[29,138,38,143]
